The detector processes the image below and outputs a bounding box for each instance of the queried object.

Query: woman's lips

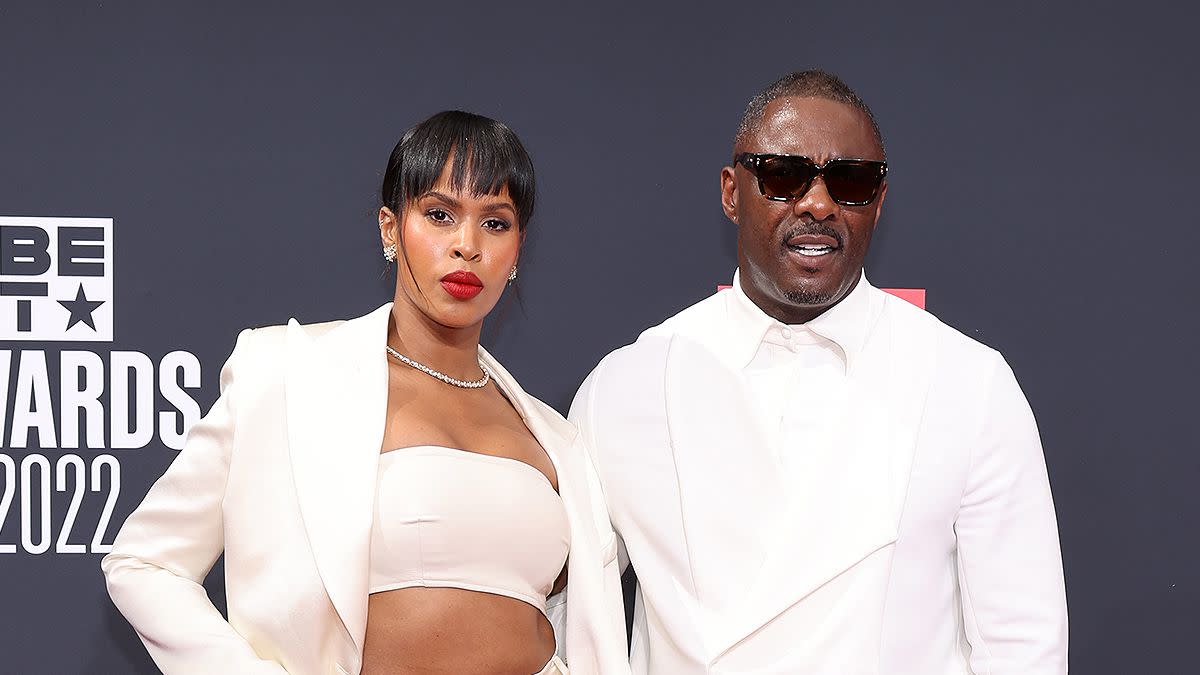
[440,270,484,300]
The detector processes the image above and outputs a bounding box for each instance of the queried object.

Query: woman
[102,111,629,675]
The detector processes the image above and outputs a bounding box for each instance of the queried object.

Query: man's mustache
[783,222,844,248]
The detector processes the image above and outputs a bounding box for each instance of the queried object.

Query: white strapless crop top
[369,446,570,614]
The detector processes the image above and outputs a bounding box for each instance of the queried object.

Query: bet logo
[0,217,113,342]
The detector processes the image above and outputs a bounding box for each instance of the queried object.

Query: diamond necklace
[385,345,490,389]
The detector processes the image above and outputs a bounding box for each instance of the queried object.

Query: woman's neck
[386,296,484,380]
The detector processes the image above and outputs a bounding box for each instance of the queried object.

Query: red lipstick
[440,270,484,300]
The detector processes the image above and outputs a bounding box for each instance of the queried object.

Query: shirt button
[780,328,793,340]
[791,343,802,353]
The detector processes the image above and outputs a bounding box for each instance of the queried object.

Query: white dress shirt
[738,274,859,494]
[570,271,1068,675]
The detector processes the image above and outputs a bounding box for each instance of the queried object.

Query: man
[569,70,1068,674]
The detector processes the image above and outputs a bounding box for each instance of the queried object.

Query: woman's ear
[379,207,399,247]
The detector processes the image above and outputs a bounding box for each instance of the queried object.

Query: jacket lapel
[663,332,785,630]
[664,287,941,660]
[482,352,628,674]
[479,348,578,469]
[285,308,624,673]
[285,303,392,658]
[713,347,899,656]
[877,294,938,518]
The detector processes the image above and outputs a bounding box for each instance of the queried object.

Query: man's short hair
[734,70,884,158]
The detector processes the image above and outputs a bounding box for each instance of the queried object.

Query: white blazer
[570,279,1068,674]
[102,303,630,675]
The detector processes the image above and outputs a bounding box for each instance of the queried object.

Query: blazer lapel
[669,288,941,660]
[713,358,899,656]
[482,351,627,674]
[480,348,578,465]
[286,317,623,673]
[878,295,938,518]
[285,303,392,658]
[663,332,787,650]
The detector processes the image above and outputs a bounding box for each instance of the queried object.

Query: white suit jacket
[102,303,630,675]
[570,277,1068,674]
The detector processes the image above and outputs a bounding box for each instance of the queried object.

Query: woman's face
[379,161,522,330]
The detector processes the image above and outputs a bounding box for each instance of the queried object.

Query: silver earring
[508,265,518,282]
[383,244,397,263]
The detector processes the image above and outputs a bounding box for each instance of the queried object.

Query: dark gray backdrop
[1,2,1197,673]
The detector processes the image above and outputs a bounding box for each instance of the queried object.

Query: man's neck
[737,274,860,326]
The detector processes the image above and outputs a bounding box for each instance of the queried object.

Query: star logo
[58,283,105,331]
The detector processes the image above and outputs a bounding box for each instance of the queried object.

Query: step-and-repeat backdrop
[1,3,1196,673]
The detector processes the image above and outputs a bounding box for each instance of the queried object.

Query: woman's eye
[426,208,452,223]
[483,218,511,231]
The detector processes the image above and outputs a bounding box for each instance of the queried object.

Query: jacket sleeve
[955,355,1069,675]
[561,365,632,675]
[547,368,598,650]
[101,329,289,675]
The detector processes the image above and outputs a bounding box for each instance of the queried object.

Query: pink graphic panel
[882,288,925,309]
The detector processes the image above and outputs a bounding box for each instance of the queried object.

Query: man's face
[721,96,887,324]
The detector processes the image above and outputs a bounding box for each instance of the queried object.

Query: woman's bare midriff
[360,586,556,675]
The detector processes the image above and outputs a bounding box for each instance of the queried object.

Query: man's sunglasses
[733,153,887,206]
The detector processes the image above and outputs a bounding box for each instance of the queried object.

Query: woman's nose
[450,225,482,261]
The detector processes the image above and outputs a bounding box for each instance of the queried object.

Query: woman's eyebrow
[423,191,463,208]
[480,201,517,216]
[425,191,515,216]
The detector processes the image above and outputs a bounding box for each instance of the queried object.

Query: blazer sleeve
[101,328,289,675]
[954,355,1069,675]
[558,364,634,672]
[568,367,615,563]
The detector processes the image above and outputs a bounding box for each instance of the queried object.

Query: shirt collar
[726,268,876,372]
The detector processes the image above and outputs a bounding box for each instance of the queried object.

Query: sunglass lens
[756,156,816,199]
[823,161,883,204]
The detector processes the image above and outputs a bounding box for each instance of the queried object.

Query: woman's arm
[101,329,289,675]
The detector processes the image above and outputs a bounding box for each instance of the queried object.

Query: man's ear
[871,180,888,227]
[720,166,739,224]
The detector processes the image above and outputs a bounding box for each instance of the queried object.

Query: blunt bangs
[381,110,536,229]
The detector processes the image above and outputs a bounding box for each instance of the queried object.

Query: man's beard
[778,221,846,307]
[784,287,837,306]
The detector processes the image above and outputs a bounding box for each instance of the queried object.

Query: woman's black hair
[381,110,535,229]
